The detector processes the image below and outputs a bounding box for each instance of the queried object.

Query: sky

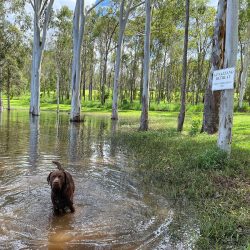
[53,0,218,11]
[53,0,96,10]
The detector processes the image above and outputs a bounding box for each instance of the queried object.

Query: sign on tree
[212,67,235,91]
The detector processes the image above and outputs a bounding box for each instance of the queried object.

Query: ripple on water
[0,111,198,249]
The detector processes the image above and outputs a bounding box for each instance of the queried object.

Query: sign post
[212,67,235,91]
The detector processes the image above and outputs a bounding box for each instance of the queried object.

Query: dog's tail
[52,161,64,171]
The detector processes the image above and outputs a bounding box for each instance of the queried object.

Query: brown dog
[47,161,75,213]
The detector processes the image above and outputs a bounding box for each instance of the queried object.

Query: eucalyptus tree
[29,0,54,116]
[0,2,28,111]
[217,0,238,155]
[94,9,118,105]
[189,3,215,104]
[111,0,144,120]
[202,0,226,134]
[70,0,104,122]
[238,23,250,108]
[0,1,6,111]
[238,0,250,108]
[139,0,151,130]
[54,6,73,103]
[177,0,190,132]
[150,0,184,104]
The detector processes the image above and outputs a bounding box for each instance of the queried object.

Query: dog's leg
[68,201,75,213]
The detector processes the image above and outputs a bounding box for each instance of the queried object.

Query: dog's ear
[47,172,52,185]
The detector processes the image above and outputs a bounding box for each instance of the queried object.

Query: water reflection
[0,111,198,249]
[29,115,40,168]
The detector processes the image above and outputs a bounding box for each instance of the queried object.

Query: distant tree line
[0,0,249,126]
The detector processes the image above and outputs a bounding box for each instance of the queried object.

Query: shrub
[189,116,202,136]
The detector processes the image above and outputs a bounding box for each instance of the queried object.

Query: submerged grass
[113,113,250,249]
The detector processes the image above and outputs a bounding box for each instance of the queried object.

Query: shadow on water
[0,111,199,249]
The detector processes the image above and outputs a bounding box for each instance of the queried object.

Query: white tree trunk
[239,23,250,108]
[139,0,151,130]
[56,70,60,112]
[29,0,54,116]
[111,25,124,120]
[217,0,239,154]
[70,0,103,122]
[111,0,133,120]
[70,0,85,122]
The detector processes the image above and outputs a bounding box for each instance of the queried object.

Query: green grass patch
[112,113,250,249]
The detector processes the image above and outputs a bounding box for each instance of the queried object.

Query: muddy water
[0,111,198,250]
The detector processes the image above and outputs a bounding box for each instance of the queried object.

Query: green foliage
[189,115,201,135]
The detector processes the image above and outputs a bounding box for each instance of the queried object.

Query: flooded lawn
[0,111,198,249]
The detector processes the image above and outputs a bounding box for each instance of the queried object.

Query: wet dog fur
[47,161,75,213]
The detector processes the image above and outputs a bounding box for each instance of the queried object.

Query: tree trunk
[111,25,125,120]
[30,20,43,116]
[217,0,238,155]
[70,0,85,122]
[201,0,227,134]
[139,0,151,131]
[81,46,87,101]
[101,52,108,105]
[238,23,250,108]
[177,0,189,132]
[30,0,54,116]
[56,70,60,112]
[0,66,3,111]
[111,0,133,120]
[7,67,10,110]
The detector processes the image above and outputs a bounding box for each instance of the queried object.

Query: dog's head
[47,169,67,191]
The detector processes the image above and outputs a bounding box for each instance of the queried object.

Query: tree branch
[29,0,35,11]
[40,0,49,18]
[41,0,54,50]
[86,0,105,15]
[129,1,145,13]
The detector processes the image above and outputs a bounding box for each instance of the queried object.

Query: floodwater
[0,111,198,250]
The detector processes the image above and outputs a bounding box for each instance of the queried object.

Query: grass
[111,112,250,249]
[2,95,250,249]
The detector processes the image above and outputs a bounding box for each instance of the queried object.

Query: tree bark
[30,0,54,116]
[111,0,133,120]
[217,0,239,155]
[70,0,84,122]
[202,0,227,134]
[0,66,3,111]
[238,23,250,108]
[7,66,10,110]
[139,0,151,131]
[70,0,104,122]
[177,0,189,132]
[56,70,60,112]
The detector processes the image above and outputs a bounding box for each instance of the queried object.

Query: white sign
[212,67,235,91]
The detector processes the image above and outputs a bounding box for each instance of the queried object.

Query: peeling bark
[217,0,239,155]
[202,0,227,134]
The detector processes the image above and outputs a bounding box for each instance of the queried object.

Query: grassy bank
[112,113,250,249]
[3,94,250,113]
[2,95,205,112]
